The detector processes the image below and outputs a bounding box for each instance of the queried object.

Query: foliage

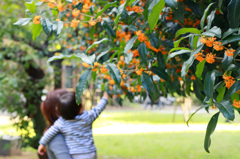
[0,0,62,148]
[15,0,240,152]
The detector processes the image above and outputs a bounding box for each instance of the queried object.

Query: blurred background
[1,0,240,159]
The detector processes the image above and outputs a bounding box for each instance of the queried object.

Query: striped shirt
[39,98,108,155]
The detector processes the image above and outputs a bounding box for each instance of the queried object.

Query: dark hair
[58,92,81,120]
[41,89,69,129]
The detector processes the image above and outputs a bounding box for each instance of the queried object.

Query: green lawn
[95,131,240,159]
[1,110,240,159]
[93,110,240,127]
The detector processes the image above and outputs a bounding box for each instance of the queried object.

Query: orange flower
[136,85,141,92]
[194,52,205,62]
[166,15,172,20]
[233,99,240,108]
[223,73,236,89]
[136,30,147,42]
[72,9,80,17]
[82,62,90,68]
[132,6,143,13]
[132,49,139,57]
[225,48,235,57]
[48,0,56,8]
[206,37,216,47]
[33,15,41,24]
[109,79,115,85]
[135,67,143,75]
[100,65,108,73]
[206,53,215,64]
[94,62,101,67]
[70,19,80,27]
[120,81,125,87]
[72,0,80,5]
[57,1,65,12]
[82,4,89,13]
[191,75,196,80]
[130,86,135,92]
[213,41,223,51]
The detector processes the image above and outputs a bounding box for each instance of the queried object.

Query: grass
[93,109,240,128]
[95,131,240,159]
[1,109,240,159]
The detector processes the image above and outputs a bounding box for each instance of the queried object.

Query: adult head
[41,89,68,128]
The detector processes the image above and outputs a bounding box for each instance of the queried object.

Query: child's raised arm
[86,91,109,123]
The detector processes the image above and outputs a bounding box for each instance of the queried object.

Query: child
[38,91,109,159]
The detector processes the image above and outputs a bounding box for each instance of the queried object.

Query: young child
[38,91,109,159]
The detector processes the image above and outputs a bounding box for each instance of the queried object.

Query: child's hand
[38,144,46,156]
[103,91,109,99]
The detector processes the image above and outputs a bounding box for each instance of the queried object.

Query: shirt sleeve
[39,120,61,146]
[87,97,108,123]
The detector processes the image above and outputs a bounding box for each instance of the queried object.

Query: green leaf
[47,53,95,65]
[165,0,178,9]
[103,21,116,38]
[227,0,240,28]
[106,63,121,85]
[202,26,222,38]
[157,53,166,70]
[204,112,220,153]
[32,24,42,40]
[151,66,172,82]
[200,3,214,30]
[13,18,32,26]
[40,17,52,35]
[187,104,210,126]
[206,10,216,30]
[195,59,206,79]
[75,68,92,105]
[115,0,130,26]
[148,0,165,31]
[124,36,138,54]
[181,45,204,78]
[174,34,195,48]
[225,80,240,99]
[222,52,233,71]
[222,35,240,45]
[216,82,226,103]
[96,47,111,61]
[86,38,108,53]
[175,28,201,38]
[169,47,191,53]
[52,21,63,36]
[167,50,191,62]
[138,42,148,65]
[124,51,133,64]
[96,2,118,18]
[222,28,239,39]
[25,1,36,13]
[173,2,184,24]
[215,100,235,120]
[204,71,216,99]
[193,78,205,101]
[141,72,160,101]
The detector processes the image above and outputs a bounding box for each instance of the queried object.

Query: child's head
[58,92,82,120]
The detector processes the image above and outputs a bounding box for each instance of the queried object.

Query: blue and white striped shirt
[39,98,108,155]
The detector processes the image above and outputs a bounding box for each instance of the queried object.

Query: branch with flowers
[14,0,240,152]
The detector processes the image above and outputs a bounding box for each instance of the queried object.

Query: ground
[1,103,240,159]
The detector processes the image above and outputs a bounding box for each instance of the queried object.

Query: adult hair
[58,92,81,120]
[40,89,69,129]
